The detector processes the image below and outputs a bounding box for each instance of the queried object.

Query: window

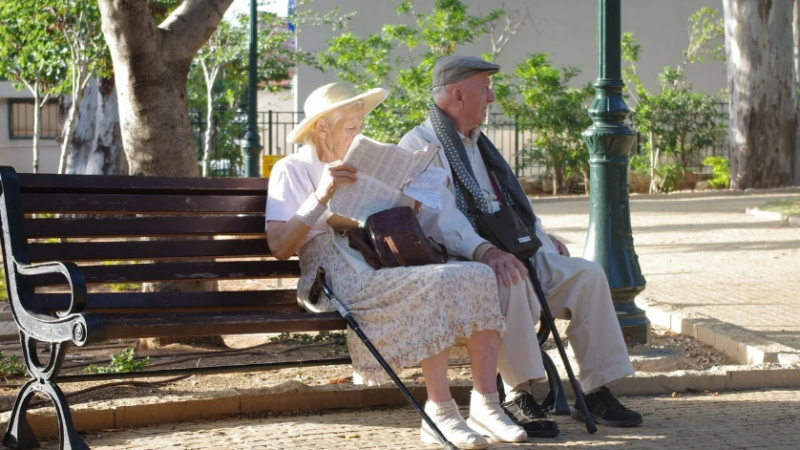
[9,99,60,139]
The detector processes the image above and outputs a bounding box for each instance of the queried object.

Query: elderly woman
[265,83,525,449]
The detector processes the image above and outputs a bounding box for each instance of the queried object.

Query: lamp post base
[612,286,650,345]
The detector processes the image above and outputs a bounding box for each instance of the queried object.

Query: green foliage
[0,351,26,379]
[657,162,682,193]
[702,156,730,188]
[188,1,352,175]
[0,268,7,302]
[621,8,726,193]
[494,54,594,195]
[84,348,149,374]
[316,0,509,143]
[629,153,650,176]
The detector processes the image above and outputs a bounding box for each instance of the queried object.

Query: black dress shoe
[500,392,560,438]
[571,386,643,427]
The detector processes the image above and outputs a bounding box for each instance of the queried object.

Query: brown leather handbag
[346,206,447,269]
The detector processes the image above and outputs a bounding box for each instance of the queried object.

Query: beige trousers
[496,251,634,394]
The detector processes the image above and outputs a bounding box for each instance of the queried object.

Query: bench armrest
[17,260,87,315]
[10,260,103,346]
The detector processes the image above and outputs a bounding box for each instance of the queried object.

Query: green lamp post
[582,0,650,344]
[244,0,262,177]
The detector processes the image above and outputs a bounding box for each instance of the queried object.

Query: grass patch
[760,197,800,217]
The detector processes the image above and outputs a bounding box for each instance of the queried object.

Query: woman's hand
[315,162,357,205]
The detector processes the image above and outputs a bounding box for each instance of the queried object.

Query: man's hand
[481,247,528,288]
[548,234,570,257]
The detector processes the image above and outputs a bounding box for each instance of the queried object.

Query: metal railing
[192,107,729,178]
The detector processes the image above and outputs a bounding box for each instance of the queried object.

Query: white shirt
[399,118,558,259]
[265,145,332,247]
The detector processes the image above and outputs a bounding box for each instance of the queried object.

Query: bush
[657,162,682,193]
[84,348,149,374]
[703,156,730,188]
[0,351,26,379]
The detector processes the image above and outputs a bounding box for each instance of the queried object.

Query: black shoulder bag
[453,152,542,261]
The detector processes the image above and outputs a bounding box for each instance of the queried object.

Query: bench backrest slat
[30,260,300,286]
[34,290,303,313]
[22,193,267,215]
[24,216,266,238]
[16,173,268,195]
[28,238,271,263]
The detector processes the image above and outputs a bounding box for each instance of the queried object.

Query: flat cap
[432,56,501,87]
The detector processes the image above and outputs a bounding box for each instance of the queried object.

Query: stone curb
[638,298,800,365]
[746,206,800,225]
[4,362,800,440]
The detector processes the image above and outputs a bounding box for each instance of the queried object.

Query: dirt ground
[0,322,738,415]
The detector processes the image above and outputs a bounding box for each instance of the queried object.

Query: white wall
[295,0,726,114]
[0,84,61,174]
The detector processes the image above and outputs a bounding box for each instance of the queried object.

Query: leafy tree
[622,8,726,193]
[0,0,67,173]
[317,0,518,144]
[494,54,594,195]
[189,4,351,176]
[195,19,247,176]
[49,0,109,174]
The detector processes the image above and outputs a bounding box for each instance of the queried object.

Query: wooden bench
[0,166,352,449]
[0,166,567,450]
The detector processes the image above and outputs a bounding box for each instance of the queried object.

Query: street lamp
[244,0,262,177]
[582,0,650,344]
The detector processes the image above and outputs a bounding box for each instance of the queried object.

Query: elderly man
[399,56,642,438]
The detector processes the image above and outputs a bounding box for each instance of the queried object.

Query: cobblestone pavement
[35,389,800,449]
[534,191,800,355]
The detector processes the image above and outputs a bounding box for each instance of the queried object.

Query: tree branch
[97,0,160,58]
[159,0,236,61]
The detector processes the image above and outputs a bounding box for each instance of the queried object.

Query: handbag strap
[478,144,508,208]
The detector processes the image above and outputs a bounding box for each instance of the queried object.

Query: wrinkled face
[318,104,365,159]
[455,73,495,130]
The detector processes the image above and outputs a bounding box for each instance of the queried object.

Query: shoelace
[517,395,548,418]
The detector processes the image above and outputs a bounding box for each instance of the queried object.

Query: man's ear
[452,88,464,107]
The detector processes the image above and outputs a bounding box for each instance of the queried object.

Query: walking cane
[523,258,597,434]
[312,267,460,450]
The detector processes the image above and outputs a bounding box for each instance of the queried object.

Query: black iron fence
[192,105,729,178]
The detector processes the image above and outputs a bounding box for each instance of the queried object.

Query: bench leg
[3,332,89,450]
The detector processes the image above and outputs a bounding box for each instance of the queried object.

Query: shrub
[84,348,149,374]
[702,156,730,188]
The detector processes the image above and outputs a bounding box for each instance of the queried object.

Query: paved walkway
[534,190,800,361]
[37,389,800,449]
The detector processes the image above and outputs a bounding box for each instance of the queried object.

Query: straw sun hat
[287,83,388,144]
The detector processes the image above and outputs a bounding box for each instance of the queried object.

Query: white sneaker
[420,399,488,449]
[467,391,527,443]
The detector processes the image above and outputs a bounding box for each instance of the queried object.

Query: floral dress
[297,231,506,385]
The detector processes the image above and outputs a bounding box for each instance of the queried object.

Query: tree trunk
[58,86,84,174]
[31,87,41,174]
[794,0,800,185]
[97,0,234,177]
[98,0,234,349]
[203,83,214,177]
[724,0,798,189]
[648,132,659,194]
[65,77,128,176]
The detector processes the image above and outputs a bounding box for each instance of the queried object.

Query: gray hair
[431,85,448,103]
[302,100,366,147]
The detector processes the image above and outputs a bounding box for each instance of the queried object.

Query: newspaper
[329,135,441,223]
